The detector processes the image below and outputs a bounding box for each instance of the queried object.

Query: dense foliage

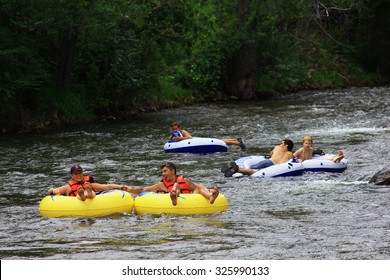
[1,0,389,132]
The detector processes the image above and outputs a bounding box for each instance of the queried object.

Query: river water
[1,87,390,260]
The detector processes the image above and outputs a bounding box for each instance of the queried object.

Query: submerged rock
[369,168,390,185]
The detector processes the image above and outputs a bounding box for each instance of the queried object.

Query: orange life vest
[161,175,191,194]
[68,175,94,197]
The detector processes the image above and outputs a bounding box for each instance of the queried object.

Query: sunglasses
[161,162,176,169]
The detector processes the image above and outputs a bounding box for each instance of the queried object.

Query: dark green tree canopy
[0,0,388,133]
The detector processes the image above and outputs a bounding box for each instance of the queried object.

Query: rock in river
[369,168,390,185]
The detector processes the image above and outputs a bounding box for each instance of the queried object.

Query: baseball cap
[70,164,83,174]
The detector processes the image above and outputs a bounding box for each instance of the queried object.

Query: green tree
[352,0,390,79]
[0,0,385,133]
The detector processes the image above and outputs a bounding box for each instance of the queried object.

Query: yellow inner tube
[134,191,228,215]
[39,190,134,218]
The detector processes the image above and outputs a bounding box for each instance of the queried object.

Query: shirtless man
[169,121,246,150]
[123,162,219,206]
[221,139,294,177]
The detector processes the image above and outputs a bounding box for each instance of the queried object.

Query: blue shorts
[250,159,274,169]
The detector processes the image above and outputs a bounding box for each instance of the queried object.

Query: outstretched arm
[47,184,70,195]
[92,183,128,192]
[124,182,166,194]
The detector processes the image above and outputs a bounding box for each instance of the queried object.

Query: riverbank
[5,78,384,135]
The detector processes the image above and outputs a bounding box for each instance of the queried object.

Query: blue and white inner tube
[233,156,304,178]
[164,137,228,153]
[301,154,348,172]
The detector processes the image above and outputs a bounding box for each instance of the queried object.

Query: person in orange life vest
[47,165,129,201]
[123,162,219,206]
[169,121,246,150]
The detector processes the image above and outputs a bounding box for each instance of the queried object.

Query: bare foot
[333,150,344,163]
[170,191,177,206]
[85,185,93,198]
[210,187,219,204]
[77,187,86,201]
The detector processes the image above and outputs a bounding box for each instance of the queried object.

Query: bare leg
[196,183,219,204]
[332,150,344,163]
[238,167,256,176]
[222,139,238,145]
[222,138,246,150]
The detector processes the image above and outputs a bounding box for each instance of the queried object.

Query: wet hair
[161,162,177,173]
[171,121,181,128]
[302,135,313,144]
[282,139,294,151]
